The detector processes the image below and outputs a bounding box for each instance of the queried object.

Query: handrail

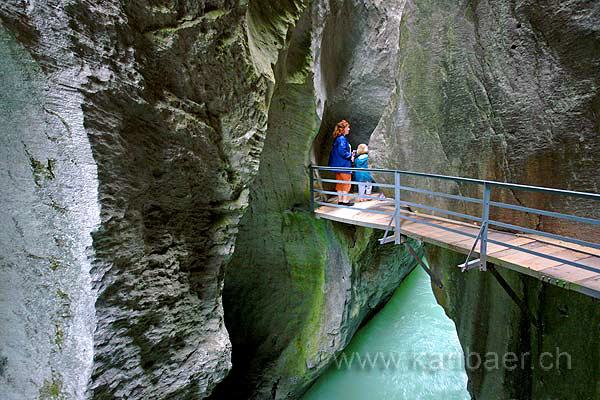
[309,164,600,272]
[311,165,600,201]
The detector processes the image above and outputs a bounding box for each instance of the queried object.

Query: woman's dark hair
[332,119,350,139]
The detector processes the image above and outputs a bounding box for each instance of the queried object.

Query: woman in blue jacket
[328,120,355,205]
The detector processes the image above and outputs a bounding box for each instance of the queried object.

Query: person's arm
[336,137,352,160]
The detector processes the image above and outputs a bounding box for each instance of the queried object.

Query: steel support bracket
[488,265,538,328]
[379,234,405,245]
[405,243,444,289]
[479,183,491,271]
[458,258,482,272]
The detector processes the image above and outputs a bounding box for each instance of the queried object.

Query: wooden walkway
[315,200,600,299]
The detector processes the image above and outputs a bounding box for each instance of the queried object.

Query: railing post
[480,182,491,271]
[394,171,401,244]
[309,165,315,213]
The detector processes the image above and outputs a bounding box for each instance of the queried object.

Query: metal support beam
[394,171,401,244]
[405,243,444,289]
[379,173,401,245]
[488,265,538,327]
[379,234,405,245]
[459,223,485,271]
[379,216,394,245]
[458,258,481,271]
[309,165,315,212]
[480,183,491,271]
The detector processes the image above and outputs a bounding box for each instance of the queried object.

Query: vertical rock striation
[370,0,600,233]
[0,23,99,400]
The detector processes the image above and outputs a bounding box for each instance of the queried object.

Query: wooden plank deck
[315,200,600,299]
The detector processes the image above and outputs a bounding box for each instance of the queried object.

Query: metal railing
[309,165,600,273]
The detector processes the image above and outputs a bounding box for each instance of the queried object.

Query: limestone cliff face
[370,0,600,234]
[0,23,99,400]
[1,1,411,398]
[368,1,600,399]
[0,1,306,398]
[311,0,404,162]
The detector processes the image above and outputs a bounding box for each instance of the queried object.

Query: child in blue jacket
[354,144,374,201]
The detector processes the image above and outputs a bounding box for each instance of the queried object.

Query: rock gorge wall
[369,1,600,399]
[311,0,404,149]
[427,247,599,400]
[0,0,309,398]
[0,0,414,399]
[0,23,99,400]
[370,0,600,234]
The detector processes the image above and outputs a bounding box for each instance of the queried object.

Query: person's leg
[341,173,353,205]
[365,183,372,200]
[335,173,344,204]
[358,183,366,201]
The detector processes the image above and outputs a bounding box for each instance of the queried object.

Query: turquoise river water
[303,267,471,400]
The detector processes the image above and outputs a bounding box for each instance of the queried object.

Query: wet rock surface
[370,0,600,235]
[427,246,600,400]
[1,0,306,398]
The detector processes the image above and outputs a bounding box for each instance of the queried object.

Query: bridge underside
[315,200,600,299]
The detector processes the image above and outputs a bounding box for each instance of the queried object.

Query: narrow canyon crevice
[212,1,416,398]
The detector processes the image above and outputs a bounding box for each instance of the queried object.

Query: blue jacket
[354,154,373,182]
[328,135,352,172]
